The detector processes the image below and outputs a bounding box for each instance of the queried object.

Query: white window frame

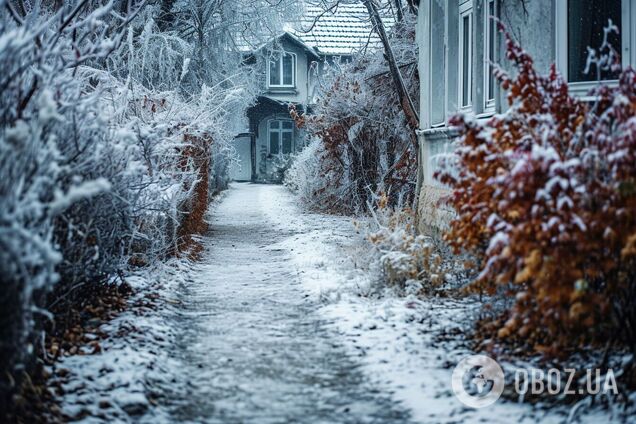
[458,1,473,111]
[267,52,297,88]
[483,0,497,113]
[267,119,294,155]
[428,0,447,128]
[555,0,635,98]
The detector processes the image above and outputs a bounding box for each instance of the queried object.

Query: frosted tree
[0,0,304,412]
[288,1,419,213]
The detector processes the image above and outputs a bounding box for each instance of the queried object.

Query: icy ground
[53,183,622,423]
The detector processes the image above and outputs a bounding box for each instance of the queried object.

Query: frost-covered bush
[290,12,418,214]
[285,137,343,209]
[0,0,240,408]
[0,1,130,406]
[264,154,292,184]
[437,26,636,354]
[365,194,466,295]
[0,89,113,405]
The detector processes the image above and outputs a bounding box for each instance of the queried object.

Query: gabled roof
[290,2,396,56]
[261,32,321,60]
[236,2,396,58]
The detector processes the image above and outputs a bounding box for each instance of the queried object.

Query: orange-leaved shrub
[176,132,213,258]
[437,26,636,353]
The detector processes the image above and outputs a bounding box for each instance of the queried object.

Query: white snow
[49,178,112,213]
[258,184,623,423]
[50,264,189,423]
[53,184,627,423]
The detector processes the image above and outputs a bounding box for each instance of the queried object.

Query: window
[268,120,294,155]
[484,0,497,111]
[269,52,296,88]
[430,0,446,126]
[556,0,635,96]
[568,1,621,82]
[459,2,473,109]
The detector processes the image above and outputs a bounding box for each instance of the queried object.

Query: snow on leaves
[288,13,419,214]
[436,26,636,353]
[1,0,296,411]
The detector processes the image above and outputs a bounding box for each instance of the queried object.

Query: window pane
[487,1,495,101]
[269,57,281,86]
[282,132,293,154]
[282,121,294,130]
[270,120,280,129]
[282,54,294,86]
[462,15,471,107]
[430,0,445,124]
[269,131,280,154]
[567,0,621,82]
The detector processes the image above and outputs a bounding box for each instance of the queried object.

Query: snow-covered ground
[49,261,190,422]
[260,183,623,424]
[53,183,626,423]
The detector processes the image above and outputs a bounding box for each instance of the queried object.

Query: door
[230,135,252,181]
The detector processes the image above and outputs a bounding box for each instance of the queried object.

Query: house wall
[262,39,313,105]
[498,0,555,76]
[415,0,555,234]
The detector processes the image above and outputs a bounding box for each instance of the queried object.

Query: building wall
[261,39,313,105]
[498,0,555,76]
[415,0,555,233]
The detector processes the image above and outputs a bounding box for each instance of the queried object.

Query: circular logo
[452,354,505,408]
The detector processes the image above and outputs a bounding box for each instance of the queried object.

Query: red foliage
[437,28,636,352]
[293,70,418,213]
[176,132,212,258]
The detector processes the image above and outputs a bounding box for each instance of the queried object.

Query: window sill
[567,79,618,99]
[267,87,298,94]
[475,111,496,120]
[266,153,292,158]
[417,126,460,140]
[458,106,474,116]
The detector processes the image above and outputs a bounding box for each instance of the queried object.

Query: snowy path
[55,183,610,423]
[156,183,412,423]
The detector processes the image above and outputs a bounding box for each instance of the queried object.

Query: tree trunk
[361,0,421,211]
[361,0,419,133]
[393,0,404,22]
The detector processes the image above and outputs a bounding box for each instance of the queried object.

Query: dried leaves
[437,29,636,353]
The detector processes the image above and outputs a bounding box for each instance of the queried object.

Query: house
[231,32,320,183]
[230,2,394,183]
[415,0,636,232]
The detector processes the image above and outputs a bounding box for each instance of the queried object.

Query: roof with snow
[250,32,321,60]
[290,2,395,56]
[236,2,396,57]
